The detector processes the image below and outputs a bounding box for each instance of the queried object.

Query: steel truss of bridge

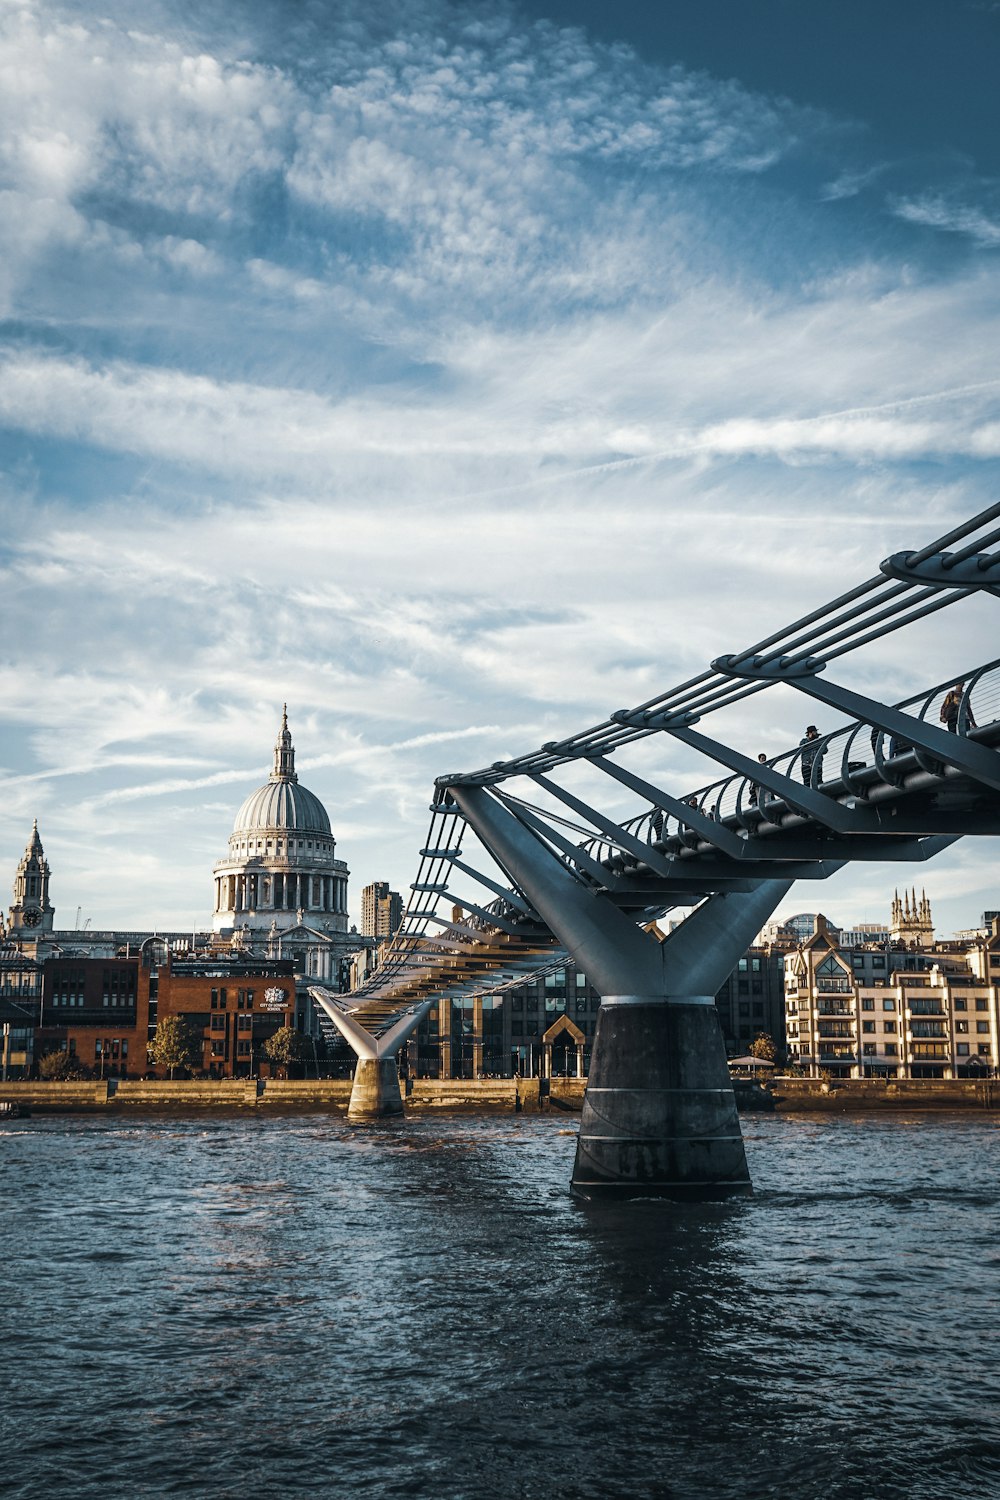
[313,501,1000,1198]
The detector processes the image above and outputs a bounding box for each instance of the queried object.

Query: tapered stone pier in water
[573,995,748,1199]
[348,1058,405,1120]
[452,784,790,1201]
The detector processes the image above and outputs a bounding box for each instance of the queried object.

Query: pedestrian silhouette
[748,752,767,806]
[799,725,823,785]
[940,683,976,734]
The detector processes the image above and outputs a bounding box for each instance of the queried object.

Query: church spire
[8,819,54,935]
[271,704,298,783]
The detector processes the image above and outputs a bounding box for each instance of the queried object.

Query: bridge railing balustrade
[574,655,1000,882]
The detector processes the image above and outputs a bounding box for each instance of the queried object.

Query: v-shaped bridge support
[451,785,790,1200]
[310,987,438,1120]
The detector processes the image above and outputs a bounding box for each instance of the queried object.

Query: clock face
[22,908,41,927]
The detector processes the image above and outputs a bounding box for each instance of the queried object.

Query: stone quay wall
[773,1077,999,1110]
[0,1075,995,1115]
[0,1076,587,1114]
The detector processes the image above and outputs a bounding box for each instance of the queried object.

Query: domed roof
[233,779,331,835]
[232,707,332,837]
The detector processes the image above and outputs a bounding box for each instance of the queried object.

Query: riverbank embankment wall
[0,1076,995,1114]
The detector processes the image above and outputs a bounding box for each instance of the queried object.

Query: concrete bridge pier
[574,994,750,1199]
[348,1057,405,1120]
[451,785,790,1201]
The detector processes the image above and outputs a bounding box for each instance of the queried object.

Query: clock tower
[8,820,55,937]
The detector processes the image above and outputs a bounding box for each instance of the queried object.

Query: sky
[2,0,1000,939]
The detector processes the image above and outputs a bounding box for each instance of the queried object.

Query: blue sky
[2,0,1000,937]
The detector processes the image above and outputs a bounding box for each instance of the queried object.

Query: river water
[1,1112,998,1500]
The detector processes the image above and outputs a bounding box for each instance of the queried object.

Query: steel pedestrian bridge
[313,502,1000,1198]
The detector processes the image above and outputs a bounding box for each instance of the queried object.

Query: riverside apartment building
[784,905,1000,1080]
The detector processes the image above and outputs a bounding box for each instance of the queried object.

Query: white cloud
[893,194,1000,248]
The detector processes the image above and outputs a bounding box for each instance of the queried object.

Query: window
[884,1020,896,1034]
[210,1041,225,1057]
[576,973,587,988]
[862,1021,875,1034]
[738,1003,750,1017]
[975,999,988,1011]
[978,1044,991,1056]
[863,1043,876,1056]
[955,998,967,1012]
[956,1020,969,1034]
[882,999,895,1012]
[238,1015,252,1032]
[977,1022,990,1034]
[872,956,886,970]
[237,1040,251,1057]
[738,958,748,972]
[957,1042,970,1056]
[219,988,227,1007]
[211,1015,225,1031]
[210,988,218,1008]
[752,1003,763,1017]
[752,958,761,972]
[861,998,874,1011]
[884,1044,898,1056]
[246,990,254,1005]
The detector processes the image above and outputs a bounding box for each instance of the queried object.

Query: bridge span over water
[313,502,1000,1199]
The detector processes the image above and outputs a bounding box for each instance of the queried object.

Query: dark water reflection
[1,1113,998,1499]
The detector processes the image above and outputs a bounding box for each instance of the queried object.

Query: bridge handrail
[582,657,1000,869]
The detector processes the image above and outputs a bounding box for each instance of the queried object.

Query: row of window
[207,1039,252,1057]
[232,838,330,855]
[50,993,134,1008]
[798,1042,992,1059]
[210,988,255,1009]
[94,1039,129,1058]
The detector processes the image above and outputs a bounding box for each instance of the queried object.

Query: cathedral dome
[231,706,332,837]
[213,706,350,938]
[233,779,331,835]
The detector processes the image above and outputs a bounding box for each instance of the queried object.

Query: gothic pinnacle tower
[8,819,55,936]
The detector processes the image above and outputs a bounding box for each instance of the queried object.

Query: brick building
[152,954,297,1078]
[20,946,300,1080]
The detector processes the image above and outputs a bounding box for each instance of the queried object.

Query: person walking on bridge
[800,725,823,785]
[748,753,768,807]
[941,683,976,734]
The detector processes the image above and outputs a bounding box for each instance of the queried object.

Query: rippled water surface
[2,1112,998,1499]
